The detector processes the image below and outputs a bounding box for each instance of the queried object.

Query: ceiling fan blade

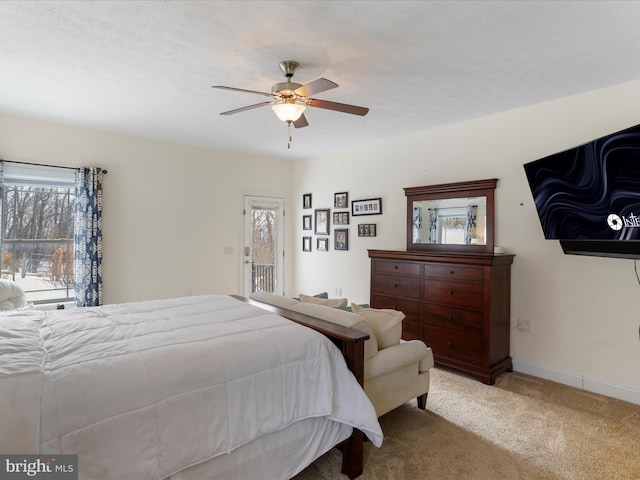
[220,101,274,115]
[212,85,273,97]
[294,78,338,97]
[307,98,369,116]
[293,113,309,128]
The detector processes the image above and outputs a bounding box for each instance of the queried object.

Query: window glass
[1,165,75,304]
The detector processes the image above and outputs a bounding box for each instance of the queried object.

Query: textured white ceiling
[2,1,640,160]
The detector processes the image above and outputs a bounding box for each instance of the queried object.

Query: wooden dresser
[368,249,515,384]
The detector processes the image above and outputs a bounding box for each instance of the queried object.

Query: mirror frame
[405,178,498,254]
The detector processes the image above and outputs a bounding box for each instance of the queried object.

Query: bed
[0,294,383,479]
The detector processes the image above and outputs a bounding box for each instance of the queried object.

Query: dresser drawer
[424,264,484,283]
[423,303,483,335]
[402,321,422,341]
[373,259,421,276]
[424,327,483,365]
[372,274,421,299]
[424,280,484,308]
[370,294,421,317]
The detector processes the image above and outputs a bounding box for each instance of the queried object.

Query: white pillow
[0,279,28,310]
[250,292,300,309]
[298,293,348,309]
[351,304,404,349]
[291,302,378,360]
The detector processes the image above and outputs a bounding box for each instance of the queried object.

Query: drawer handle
[450,270,455,275]
[446,316,455,322]
[394,284,399,288]
[447,341,454,349]
[449,290,455,296]
[394,265,399,269]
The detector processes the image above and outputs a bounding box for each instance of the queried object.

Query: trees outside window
[250,207,277,293]
[1,184,75,303]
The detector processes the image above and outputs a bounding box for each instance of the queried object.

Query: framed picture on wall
[317,237,329,251]
[334,229,348,251]
[314,208,330,235]
[334,192,348,209]
[352,197,382,216]
[333,211,349,225]
[303,193,312,209]
[358,223,377,237]
[302,236,312,252]
[303,215,312,230]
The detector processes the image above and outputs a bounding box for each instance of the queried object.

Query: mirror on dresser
[404,178,497,254]
[368,178,514,385]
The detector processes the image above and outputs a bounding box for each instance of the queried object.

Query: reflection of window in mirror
[437,208,467,244]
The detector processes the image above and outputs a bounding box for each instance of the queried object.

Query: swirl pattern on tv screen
[524,125,640,241]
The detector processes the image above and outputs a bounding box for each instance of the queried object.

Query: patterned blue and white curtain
[413,206,422,243]
[74,167,104,306]
[429,208,438,243]
[465,204,478,244]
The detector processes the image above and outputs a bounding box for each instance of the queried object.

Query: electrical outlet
[517,318,531,333]
[335,288,342,296]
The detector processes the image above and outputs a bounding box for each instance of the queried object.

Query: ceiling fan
[212,60,369,129]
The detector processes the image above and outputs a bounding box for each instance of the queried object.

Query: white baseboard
[512,360,640,406]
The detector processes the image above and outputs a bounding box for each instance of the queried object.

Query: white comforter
[0,295,382,480]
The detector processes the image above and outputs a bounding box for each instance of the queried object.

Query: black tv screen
[523,123,640,259]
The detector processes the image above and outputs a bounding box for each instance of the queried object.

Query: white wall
[294,79,640,403]
[0,114,295,304]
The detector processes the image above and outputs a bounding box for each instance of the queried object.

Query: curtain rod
[0,159,108,174]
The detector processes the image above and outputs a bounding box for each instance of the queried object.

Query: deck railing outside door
[252,262,275,293]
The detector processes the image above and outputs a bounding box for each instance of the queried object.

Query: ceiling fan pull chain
[288,121,293,149]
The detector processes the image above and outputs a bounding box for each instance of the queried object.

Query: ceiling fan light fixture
[272,99,306,122]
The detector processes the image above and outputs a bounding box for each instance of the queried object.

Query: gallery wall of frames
[302,191,382,252]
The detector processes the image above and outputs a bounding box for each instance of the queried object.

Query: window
[1,164,76,304]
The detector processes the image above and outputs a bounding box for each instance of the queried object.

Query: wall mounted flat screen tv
[524,123,640,259]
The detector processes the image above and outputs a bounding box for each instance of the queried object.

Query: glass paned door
[243,196,284,296]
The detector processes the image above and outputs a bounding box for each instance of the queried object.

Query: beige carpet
[294,367,640,480]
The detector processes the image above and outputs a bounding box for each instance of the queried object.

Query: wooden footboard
[231,295,369,479]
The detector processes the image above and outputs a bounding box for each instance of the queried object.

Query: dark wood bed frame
[232,295,369,479]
